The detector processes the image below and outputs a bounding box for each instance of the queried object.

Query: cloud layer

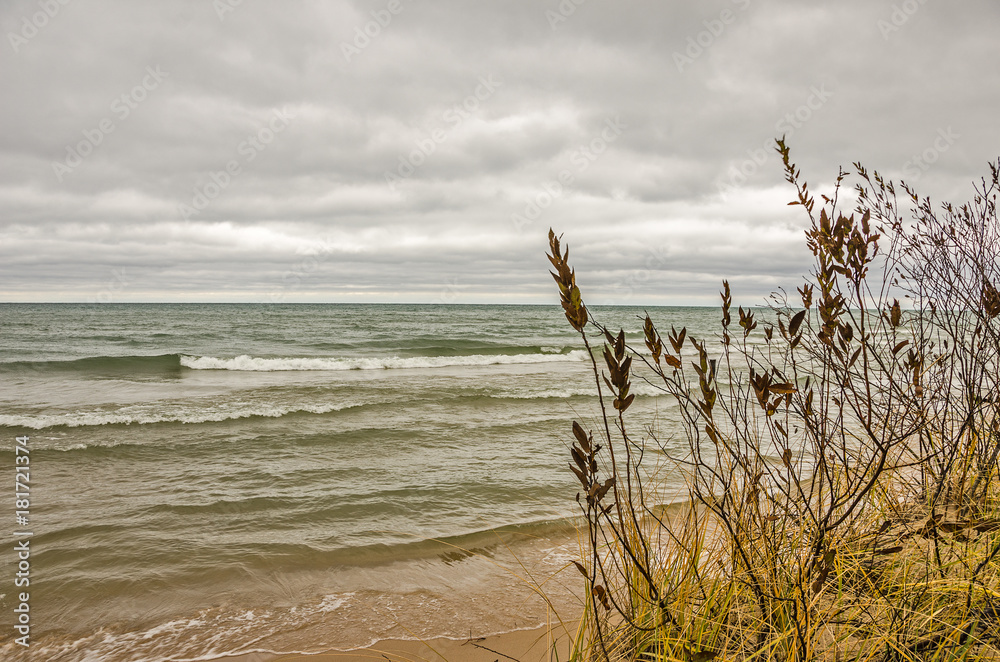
[2,0,998,304]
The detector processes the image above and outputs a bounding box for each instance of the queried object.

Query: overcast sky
[1,0,997,305]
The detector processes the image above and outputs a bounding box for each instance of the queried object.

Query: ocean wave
[498,381,669,399]
[180,351,589,371]
[0,401,354,430]
[0,347,585,377]
[501,387,596,399]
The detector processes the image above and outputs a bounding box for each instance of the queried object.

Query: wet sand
[210,621,578,661]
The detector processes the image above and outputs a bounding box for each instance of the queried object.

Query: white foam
[318,592,354,612]
[501,387,596,399]
[0,401,352,430]
[499,381,668,399]
[141,617,206,639]
[180,351,589,372]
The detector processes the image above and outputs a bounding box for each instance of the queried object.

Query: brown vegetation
[549,142,1000,661]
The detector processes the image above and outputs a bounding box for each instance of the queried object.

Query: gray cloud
[2,0,998,303]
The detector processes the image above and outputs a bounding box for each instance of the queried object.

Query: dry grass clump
[549,143,1000,661]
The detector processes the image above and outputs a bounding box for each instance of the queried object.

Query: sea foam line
[180,351,589,371]
[0,401,353,430]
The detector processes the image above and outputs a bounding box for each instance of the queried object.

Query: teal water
[0,303,720,661]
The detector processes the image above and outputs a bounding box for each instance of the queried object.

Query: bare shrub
[550,143,1000,661]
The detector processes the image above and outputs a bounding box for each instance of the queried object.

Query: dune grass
[548,143,1000,661]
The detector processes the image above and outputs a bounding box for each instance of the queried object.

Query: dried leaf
[614,393,635,411]
[669,326,687,353]
[798,283,814,309]
[643,315,662,362]
[890,299,902,327]
[789,310,806,337]
[592,584,610,610]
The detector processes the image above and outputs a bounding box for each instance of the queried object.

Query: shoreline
[199,502,706,662]
[207,621,578,662]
